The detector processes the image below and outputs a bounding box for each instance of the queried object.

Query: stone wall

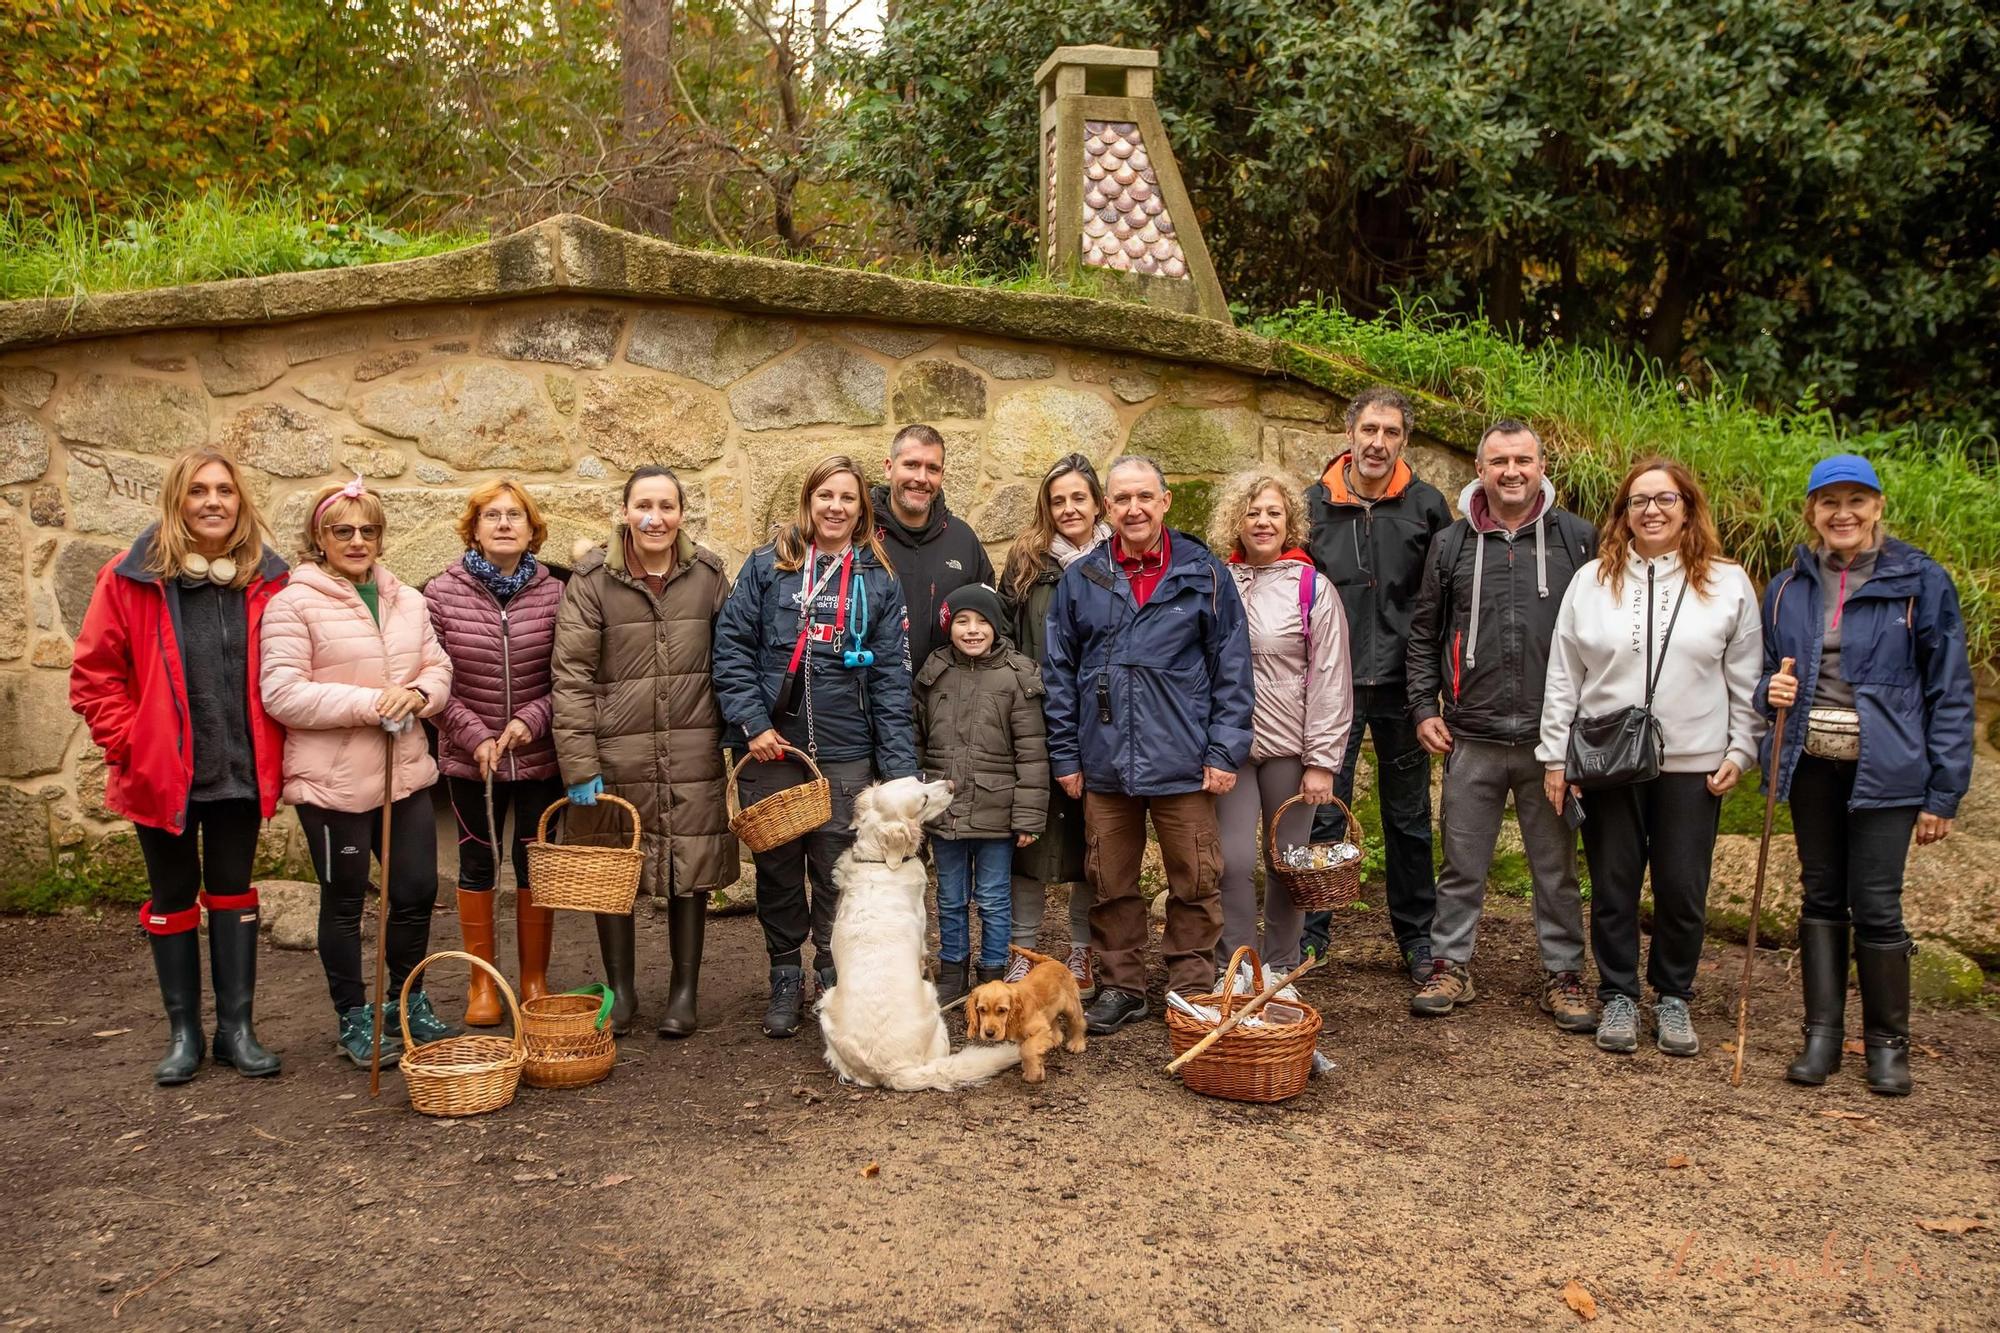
[0,218,1476,888]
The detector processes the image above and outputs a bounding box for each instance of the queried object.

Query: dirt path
[2,900,1994,1330]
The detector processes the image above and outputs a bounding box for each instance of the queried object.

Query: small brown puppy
[965,946,1087,1083]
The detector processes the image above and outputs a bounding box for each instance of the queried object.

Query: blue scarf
[463,548,537,602]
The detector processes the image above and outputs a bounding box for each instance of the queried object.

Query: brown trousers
[1084,790,1224,998]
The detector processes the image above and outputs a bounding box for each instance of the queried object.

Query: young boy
[914,584,1050,1005]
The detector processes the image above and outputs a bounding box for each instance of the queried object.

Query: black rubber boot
[148,929,205,1086]
[975,964,1006,985]
[1785,919,1848,1086]
[595,910,639,1036]
[207,907,280,1077]
[658,893,707,1038]
[935,959,971,1008]
[1856,938,1913,1096]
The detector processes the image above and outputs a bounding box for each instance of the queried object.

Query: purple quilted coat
[423,560,565,782]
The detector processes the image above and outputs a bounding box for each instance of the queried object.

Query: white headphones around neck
[180,552,237,585]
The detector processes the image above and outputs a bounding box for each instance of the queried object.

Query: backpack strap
[1297,563,1315,674]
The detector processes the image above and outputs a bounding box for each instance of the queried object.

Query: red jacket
[69,528,289,833]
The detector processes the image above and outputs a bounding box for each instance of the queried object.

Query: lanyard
[787,547,854,673]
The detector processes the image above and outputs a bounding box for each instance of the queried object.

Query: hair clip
[314,474,370,525]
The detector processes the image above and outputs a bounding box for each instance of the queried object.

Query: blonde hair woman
[261,479,454,1069]
[1205,470,1352,984]
[70,449,289,1085]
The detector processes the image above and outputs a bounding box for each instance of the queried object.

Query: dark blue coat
[712,544,916,777]
[1757,538,1974,817]
[1043,530,1255,796]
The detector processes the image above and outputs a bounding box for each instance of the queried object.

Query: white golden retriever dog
[818,775,1022,1091]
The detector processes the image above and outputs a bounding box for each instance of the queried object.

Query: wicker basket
[524,794,645,914]
[521,985,617,1090]
[1164,946,1322,1103]
[1265,791,1364,912]
[729,744,831,853]
[399,951,526,1117]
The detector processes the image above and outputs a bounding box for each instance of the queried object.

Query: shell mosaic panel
[1080,120,1188,279]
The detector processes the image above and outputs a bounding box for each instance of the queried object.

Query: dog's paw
[1065,1036,1087,1054]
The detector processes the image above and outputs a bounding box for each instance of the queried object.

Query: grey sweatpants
[1432,738,1586,973]
[1009,874,1094,949]
[1214,755,1317,972]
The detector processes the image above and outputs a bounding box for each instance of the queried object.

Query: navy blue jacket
[712,544,916,777]
[1043,530,1255,796]
[1757,538,1974,817]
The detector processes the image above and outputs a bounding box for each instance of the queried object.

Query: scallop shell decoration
[1078,121,1189,279]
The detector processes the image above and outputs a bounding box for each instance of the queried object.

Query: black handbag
[1564,580,1687,791]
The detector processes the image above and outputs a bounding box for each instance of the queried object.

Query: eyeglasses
[325,524,382,543]
[479,509,527,525]
[1622,493,1685,514]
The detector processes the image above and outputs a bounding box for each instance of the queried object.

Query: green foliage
[1,853,149,916]
[0,192,485,301]
[1262,298,2000,665]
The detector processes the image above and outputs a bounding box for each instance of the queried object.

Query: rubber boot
[595,910,638,1036]
[1785,918,1848,1086]
[936,958,971,1008]
[456,888,502,1027]
[658,893,706,1038]
[205,897,280,1077]
[516,885,553,1003]
[1855,938,1913,1096]
[147,925,205,1086]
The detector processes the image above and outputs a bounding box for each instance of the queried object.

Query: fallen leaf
[859,1161,880,1179]
[1915,1217,1988,1236]
[741,1101,759,1109]
[116,1129,143,1142]
[1820,1109,1872,1121]
[1843,1037,1866,1055]
[1561,1278,1597,1321]
[1719,1040,1738,1054]
[594,1173,634,1189]
[1664,1155,1691,1169]
[1917,1043,1943,1060]
[511,1171,556,1184]
[92,1028,132,1038]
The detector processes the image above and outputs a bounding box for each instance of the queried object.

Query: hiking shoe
[1066,944,1097,999]
[1540,971,1599,1034]
[1083,988,1148,1035]
[1402,941,1435,987]
[1410,961,1474,1016]
[1654,996,1700,1057]
[338,1005,401,1068]
[1003,954,1033,983]
[1596,995,1640,1054]
[763,966,805,1038]
[399,991,457,1047]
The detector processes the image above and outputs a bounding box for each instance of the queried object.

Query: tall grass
[0,192,485,301]
[1259,299,2000,667]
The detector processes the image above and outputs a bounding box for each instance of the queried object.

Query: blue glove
[567,775,604,806]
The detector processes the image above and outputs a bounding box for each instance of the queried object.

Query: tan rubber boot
[516,885,553,1003]
[457,889,503,1027]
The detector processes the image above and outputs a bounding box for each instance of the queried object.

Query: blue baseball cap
[1807,454,1882,495]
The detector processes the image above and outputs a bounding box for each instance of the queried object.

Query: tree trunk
[1487,239,1523,332]
[618,0,680,236]
[1644,238,1698,369]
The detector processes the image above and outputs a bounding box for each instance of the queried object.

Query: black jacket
[1304,452,1452,689]
[1406,480,1597,745]
[872,485,994,673]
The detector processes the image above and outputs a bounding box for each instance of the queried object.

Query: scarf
[462,548,538,602]
[1050,522,1113,569]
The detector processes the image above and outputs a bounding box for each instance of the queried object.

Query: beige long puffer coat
[551,531,735,898]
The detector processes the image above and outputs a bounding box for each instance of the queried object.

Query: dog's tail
[1007,944,1063,969]
[883,1042,1022,1092]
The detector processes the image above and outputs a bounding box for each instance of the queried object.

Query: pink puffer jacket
[261,561,453,812]
[423,560,564,782]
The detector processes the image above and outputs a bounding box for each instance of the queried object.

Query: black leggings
[133,799,261,915]
[296,793,439,1014]
[1789,755,1919,947]
[1580,772,1720,1003]
[444,774,566,893]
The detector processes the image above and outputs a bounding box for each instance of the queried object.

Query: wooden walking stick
[1732,656,1795,1088]
[483,769,501,892]
[369,726,398,1098]
[1165,953,1321,1074]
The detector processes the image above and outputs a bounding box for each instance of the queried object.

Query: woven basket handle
[400,949,524,1055]
[1266,791,1360,868]
[727,742,825,817]
[1215,945,1266,1019]
[535,792,642,852]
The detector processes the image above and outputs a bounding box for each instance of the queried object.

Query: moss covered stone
[1128,404,1261,475]
[1911,939,1986,1008]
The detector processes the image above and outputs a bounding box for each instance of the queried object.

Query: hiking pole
[1732,656,1794,1088]
[369,726,398,1098]
[1166,953,1320,1074]
[483,769,501,893]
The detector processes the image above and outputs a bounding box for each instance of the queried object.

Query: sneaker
[1066,944,1097,999]
[337,1005,401,1068]
[1654,996,1700,1057]
[1540,971,1599,1034]
[762,966,804,1039]
[399,991,457,1047]
[1596,995,1640,1054]
[1083,988,1149,1035]
[1409,961,1474,1016]
[1402,941,1435,987]
[1003,955,1033,984]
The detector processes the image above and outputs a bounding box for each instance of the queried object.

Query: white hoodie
[1537,549,1765,775]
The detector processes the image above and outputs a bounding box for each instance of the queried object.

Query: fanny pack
[1803,706,1861,761]
[1565,580,1688,791]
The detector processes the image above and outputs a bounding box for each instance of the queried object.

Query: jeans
[297,792,440,1014]
[1579,772,1719,1002]
[1431,740,1586,973]
[935,837,1014,969]
[1213,756,1314,972]
[1790,755,1919,947]
[737,756,872,968]
[444,774,566,893]
[133,799,262,915]
[1302,684,1436,957]
[1085,790,1223,997]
